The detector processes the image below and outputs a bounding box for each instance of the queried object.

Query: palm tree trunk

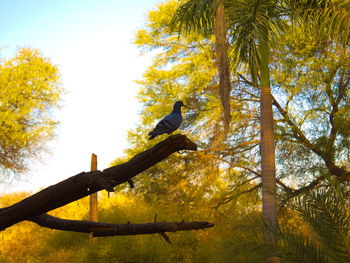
[259,35,279,263]
[214,0,231,131]
[260,87,278,223]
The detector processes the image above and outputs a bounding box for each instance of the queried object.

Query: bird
[148,100,185,140]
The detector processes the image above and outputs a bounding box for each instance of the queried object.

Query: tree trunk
[260,86,277,224]
[214,0,231,132]
[259,37,279,263]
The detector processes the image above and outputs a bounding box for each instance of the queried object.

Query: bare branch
[272,96,320,155]
[279,177,325,207]
[0,135,197,231]
[93,221,214,237]
[28,214,213,239]
[214,183,261,209]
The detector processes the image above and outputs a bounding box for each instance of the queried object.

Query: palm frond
[278,227,332,263]
[291,185,350,262]
[226,0,287,84]
[227,213,280,263]
[288,0,350,45]
[227,182,350,262]
[171,0,216,35]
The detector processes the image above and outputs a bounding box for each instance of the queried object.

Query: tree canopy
[0,48,62,175]
[104,1,349,230]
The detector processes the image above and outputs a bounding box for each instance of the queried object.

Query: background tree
[130,0,350,211]
[171,0,232,132]
[171,3,285,262]
[127,1,249,209]
[227,16,350,198]
[128,1,350,259]
[224,5,285,256]
[0,48,62,176]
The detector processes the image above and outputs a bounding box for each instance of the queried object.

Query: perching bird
[148,100,185,140]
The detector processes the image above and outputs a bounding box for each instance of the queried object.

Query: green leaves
[271,27,350,188]
[291,184,350,262]
[0,48,62,174]
[226,0,286,84]
[288,0,350,46]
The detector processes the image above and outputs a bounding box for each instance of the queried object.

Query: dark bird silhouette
[148,101,185,140]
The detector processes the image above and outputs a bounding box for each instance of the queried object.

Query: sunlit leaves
[270,26,350,189]
[0,48,62,174]
[287,0,350,45]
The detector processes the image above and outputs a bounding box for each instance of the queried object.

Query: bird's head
[172,100,186,114]
[174,100,186,108]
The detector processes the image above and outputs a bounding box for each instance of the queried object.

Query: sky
[0,0,161,192]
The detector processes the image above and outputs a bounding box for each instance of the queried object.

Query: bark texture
[260,86,278,227]
[214,0,231,131]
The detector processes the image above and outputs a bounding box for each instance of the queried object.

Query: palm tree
[173,2,284,261]
[172,0,232,132]
[225,2,286,262]
[227,0,350,226]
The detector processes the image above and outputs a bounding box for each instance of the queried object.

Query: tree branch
[272,96,350,180]
[279,177,325,207]
[29,214,213,239]
[272,97,321,155]
[0,135,197,231]
[93,221,214,238]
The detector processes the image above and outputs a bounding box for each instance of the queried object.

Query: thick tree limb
[0,135,197,231]
[29,214,213,239]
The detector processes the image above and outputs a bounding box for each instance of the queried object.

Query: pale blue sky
[0,0,161,192]
[1,0,158,51]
